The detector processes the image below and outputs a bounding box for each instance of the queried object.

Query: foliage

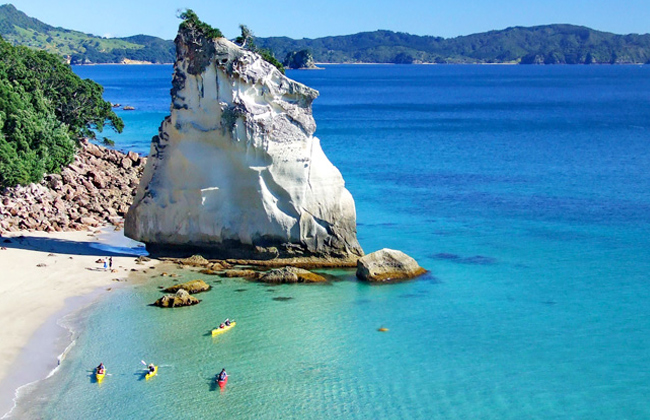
[0,4,175,64]
[255,25,650,64]
[0,37,122,188]
[178,9,223,39]
[283,49,315,69]
[234,24,253,48]
[234,24,285,73]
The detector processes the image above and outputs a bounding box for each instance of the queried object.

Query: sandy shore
[0,227,154,417]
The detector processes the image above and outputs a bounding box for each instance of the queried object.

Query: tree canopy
[0,37,122,188]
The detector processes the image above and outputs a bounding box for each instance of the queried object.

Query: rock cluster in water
[154,289,200,308]
[0,140,145,234]
[162,279,211,294]
[125,25,363,264]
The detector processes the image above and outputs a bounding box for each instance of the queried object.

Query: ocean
[7,64,650,419]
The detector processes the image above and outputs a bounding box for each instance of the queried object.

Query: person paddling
[217,368,227,382]
[148,364,155,374]
[97,363,105,374]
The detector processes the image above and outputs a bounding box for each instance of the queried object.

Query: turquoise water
[10,64,650,418]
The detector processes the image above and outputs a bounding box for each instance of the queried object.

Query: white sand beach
[0,227,154,417]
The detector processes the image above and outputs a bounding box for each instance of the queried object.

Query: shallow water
[8,64,650,419]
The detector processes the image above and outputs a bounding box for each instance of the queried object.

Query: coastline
[0,227,155,417]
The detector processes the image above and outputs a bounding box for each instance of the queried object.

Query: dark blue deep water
[11,64,650,419]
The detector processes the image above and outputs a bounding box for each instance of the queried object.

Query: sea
[6,63,650,419]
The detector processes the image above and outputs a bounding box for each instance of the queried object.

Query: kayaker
[97,363,105,374]
[224,319,231,326]
[217,368,227,382]
[219,323,225,329]
[148,364,155,374]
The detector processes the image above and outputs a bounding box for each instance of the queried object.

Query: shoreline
[0,227,155,417]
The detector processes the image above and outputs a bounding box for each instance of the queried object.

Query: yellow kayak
[96,368,106,383]
[211,321,236,336]
[145,365,158,380]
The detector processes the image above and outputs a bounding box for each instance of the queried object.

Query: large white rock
[125,27,362,262]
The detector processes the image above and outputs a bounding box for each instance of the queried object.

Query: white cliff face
[125,32,362,261]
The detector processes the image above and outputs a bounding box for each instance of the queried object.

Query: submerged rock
[125,19,362,264]
[258,266,326,283]
[154,289,200,308]
[356,249,426,282]
[222,269,260,279]
[162,279,210,294]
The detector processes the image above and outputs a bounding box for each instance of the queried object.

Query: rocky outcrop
[222,269,260,279]
[154,289,200,308]
[125,24,363,264]
[0,140,145,234]
[356,249,426,282]
[162,279,210,294]
[258,266,326,283]
[283,50,320,70]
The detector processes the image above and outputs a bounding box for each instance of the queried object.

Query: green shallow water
[13,269,445,419]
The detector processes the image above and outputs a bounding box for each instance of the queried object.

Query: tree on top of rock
[233,23,284,74]
[178,9,223,39]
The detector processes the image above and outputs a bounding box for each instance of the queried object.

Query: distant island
[1,3,650,65]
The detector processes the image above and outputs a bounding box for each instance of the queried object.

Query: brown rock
[153,289,200,308]
[222,269,260,279]
[356,249,426,282]
[162,279,210,294]
[176,255,210,267]
[258,266,327,283]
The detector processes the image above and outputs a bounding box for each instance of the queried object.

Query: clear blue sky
[7,0,650,40]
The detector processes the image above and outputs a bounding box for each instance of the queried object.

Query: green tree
[0,37,122,188]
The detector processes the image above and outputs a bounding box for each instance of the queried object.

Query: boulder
[258,266,327,283]
[176,255,210,267]
[153,289,200,308]
[125,25,363,263]
[356,249,426,282]
[162,279,210,294]
[222,269,260,279]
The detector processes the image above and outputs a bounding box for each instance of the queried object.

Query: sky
[7,0,650,40]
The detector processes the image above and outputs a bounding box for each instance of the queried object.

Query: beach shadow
[0,235,143,257]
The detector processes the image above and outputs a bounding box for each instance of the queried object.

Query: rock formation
[0,140,145,234]
[162,279,210,294]
[258,266,326,283]
[356,248,426,282]
[154,289,200,308]
[125,22,363,264]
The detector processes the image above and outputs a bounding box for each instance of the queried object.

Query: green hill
[256,25,650,64]
[0,4,174,64]
[1,4,649,65]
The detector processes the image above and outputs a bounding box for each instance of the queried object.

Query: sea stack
[125,18,363,264]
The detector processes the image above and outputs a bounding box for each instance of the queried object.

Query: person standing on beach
[103,259,107,270]
[109,257,113,270]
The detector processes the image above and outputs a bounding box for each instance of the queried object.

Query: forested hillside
[257,25,650,64]
[0,4,174,64]
[1,3,649,65]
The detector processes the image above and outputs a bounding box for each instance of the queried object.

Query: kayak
[217,375,228,388]
[145,365,158,380]
[95,368,106,383]
[211,321,236,336]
